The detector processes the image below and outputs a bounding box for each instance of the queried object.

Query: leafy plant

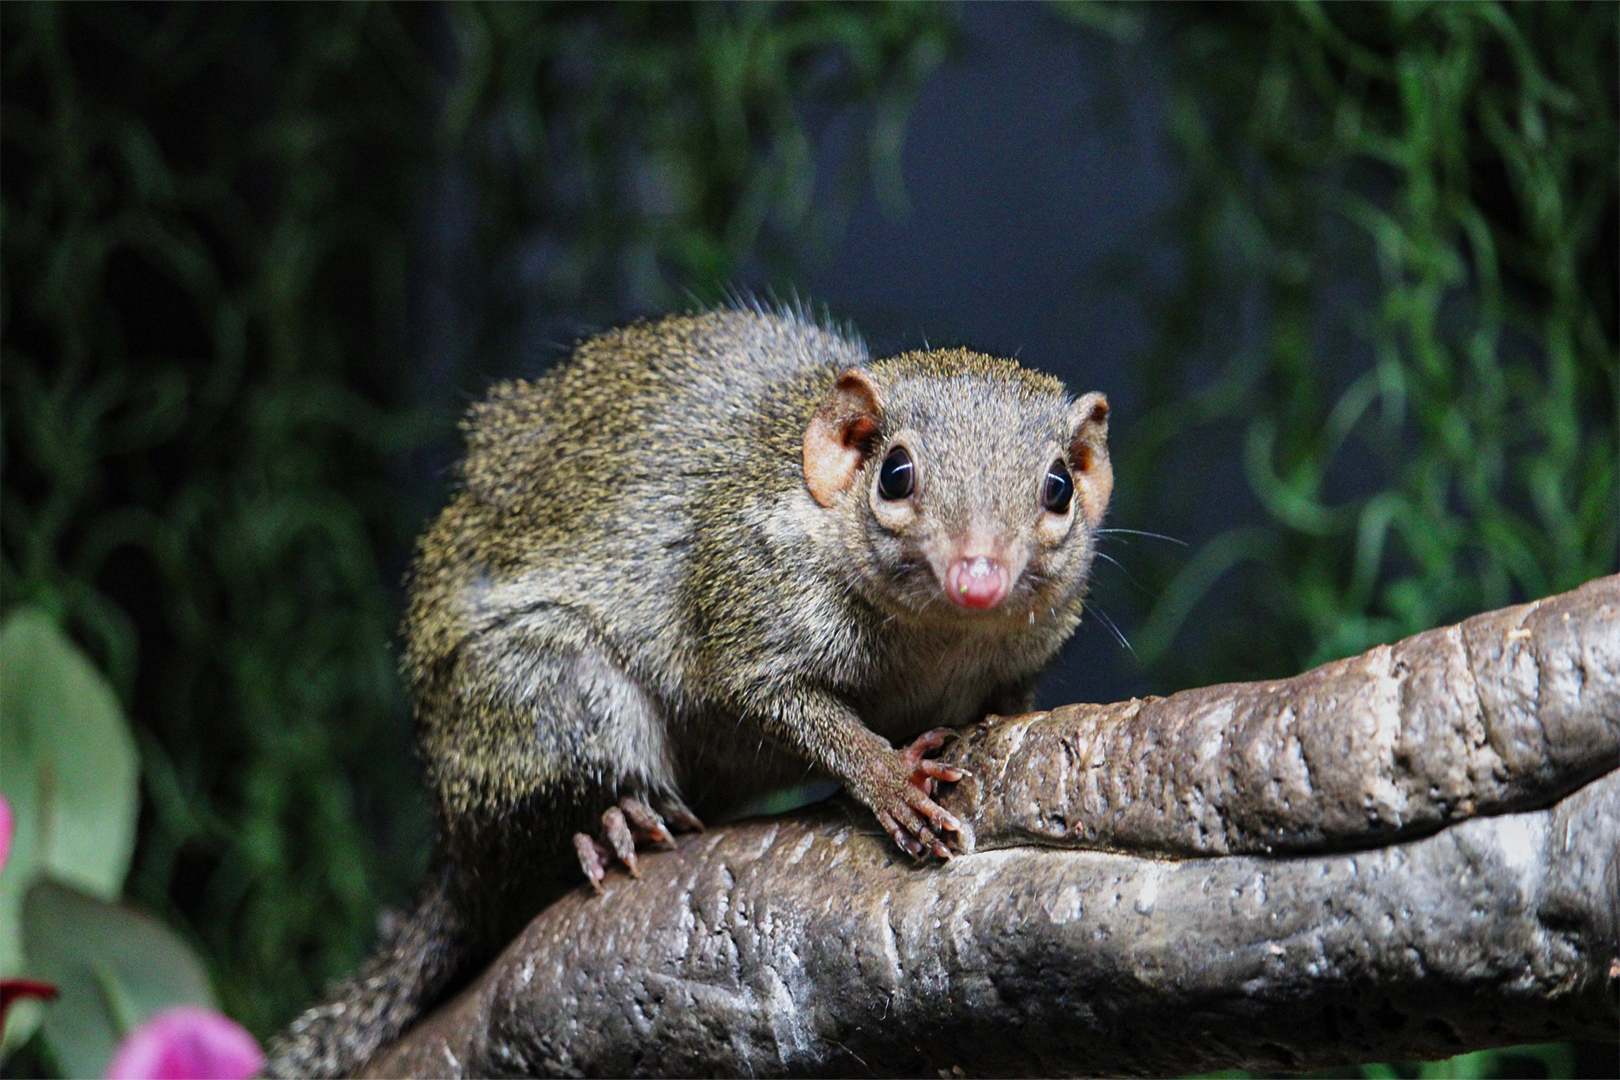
[0,609,139,1056]
[22,881,219,1079]
[0,608,236,1076]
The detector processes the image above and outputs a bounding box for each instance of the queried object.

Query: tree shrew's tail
[262,861,466,1079]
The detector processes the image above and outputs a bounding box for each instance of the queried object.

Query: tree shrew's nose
[946,554,1009,609]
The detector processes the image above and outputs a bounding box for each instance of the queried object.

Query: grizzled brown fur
[264,309,1111,1077]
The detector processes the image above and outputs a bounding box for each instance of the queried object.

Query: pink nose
[946,556,1009,609]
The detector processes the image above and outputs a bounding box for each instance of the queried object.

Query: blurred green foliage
[1101,1,1617,687]
[2,4,436,1045]
[439,1,953,331]
[1078,3,1616,1078]
[0,0,953,1049]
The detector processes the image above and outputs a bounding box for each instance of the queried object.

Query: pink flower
[105,1006,264,1080]
[0,792,12,871]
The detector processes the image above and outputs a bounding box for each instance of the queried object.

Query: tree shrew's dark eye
[1043,459,1073,514]
[877,446,915,500]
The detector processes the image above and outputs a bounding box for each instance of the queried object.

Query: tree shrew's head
[802,348,1111,627]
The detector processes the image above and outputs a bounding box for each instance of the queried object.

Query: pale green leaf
[22,878,216,1080]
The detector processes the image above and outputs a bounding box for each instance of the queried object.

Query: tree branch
[363,576,1620,1078]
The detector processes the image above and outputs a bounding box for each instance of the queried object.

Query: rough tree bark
[364,576,1620,1078]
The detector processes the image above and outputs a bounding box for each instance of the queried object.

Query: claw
[602,807,640,877]
[930,806,962,835]
[916,759,967,784]
[574,833,609,892]
[578,792,703,891]
[653,792,705,833]
[619,797,676,848]
[883,815,924,859]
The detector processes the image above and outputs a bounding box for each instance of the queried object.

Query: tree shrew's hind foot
[573,793,704,890]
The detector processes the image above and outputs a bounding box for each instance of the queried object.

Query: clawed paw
[573,794,703,891]
[868,728,972,861]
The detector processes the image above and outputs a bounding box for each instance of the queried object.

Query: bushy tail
[262,862,467,1078]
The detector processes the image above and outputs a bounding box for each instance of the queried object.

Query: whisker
[1095,528,1188,547]
[1089,605,1138,660]
[1089,549,1147,591]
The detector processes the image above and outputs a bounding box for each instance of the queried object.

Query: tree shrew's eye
[1043,459,1073,514]
[877,446,915,500]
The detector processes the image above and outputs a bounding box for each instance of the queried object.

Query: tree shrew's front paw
[864,727,971,860]
[573,793,704,891]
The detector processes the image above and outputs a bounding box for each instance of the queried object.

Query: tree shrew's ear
[803,368,884,508]
[1067,392,1112,527]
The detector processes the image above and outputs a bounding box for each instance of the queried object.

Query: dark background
[3,3,1616,1076]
